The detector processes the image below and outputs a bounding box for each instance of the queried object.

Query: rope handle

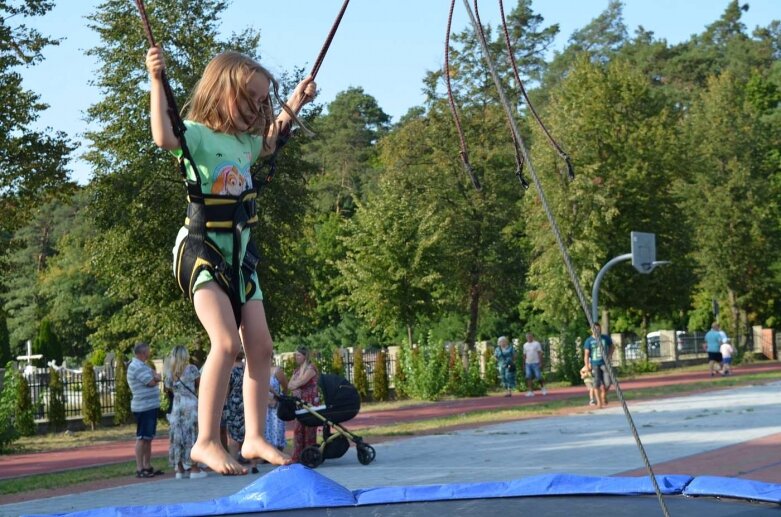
[134,0,199,184]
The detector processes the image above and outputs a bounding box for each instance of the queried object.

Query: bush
[0,365,20,452]
[617,359,659,377]
[331,349,345,378]
[393,344,408,400]
[352,347,369,400]
[81,362,102,430]
[16,373,36,436]
[445,346,466,397]
[283,355,296,381]
[48,367,66,432]
[406,332,449,400]
[113,357,131,425]
[35,319,62,366]
[372,349,389,401]
[483,346,499,389]
[463,350,487,397]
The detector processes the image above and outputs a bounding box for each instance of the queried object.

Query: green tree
[523,56,686,331]
[445,346,466,397]
[330,349,345,378]
[113,356,131,425]
[371,348,389,402]
[33,319,61,366]
[304,88,390,216]
[393,344,408,400]
[38,191,118,358]
[0,0,74,238]
[0,311,10,365]
[15,371,36,436]
[0,365,20,451]
[47,367,66,432]
[81,361,102,430]
[680,70,781,344]
[351,346,368,400]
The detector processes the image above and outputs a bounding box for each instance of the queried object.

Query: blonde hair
[164,345,190,382]
[184,51,307,154]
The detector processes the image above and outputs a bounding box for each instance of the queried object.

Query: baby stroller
[277,373,376,468]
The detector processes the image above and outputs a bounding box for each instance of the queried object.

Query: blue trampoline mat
[25,464,781,517]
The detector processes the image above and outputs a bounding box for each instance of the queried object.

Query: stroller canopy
[319,373,361,424]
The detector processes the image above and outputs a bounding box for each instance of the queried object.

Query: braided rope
[464,1,670,515]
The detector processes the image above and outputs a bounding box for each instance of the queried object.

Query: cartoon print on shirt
[211,164,249,196]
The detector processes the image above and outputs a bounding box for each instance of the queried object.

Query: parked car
[625,331,685,360]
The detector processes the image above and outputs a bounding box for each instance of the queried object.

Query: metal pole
[591,253,632,324]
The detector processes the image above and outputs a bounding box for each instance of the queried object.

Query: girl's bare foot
[191,440,247,476]
[242,437,292,466]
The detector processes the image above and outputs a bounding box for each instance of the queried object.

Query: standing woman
[164,346,206,479]
[287,346,319,462]
[265,363,289,453]
[494,336,517,397]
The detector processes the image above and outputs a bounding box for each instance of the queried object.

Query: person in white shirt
[522,333,547,397]
[720,338,734,376]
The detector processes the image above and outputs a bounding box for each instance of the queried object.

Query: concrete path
[2,377,780,517]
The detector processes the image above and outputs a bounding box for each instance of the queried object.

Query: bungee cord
[134,0,197,184]
[445,0,482,191]
[455,1,671,515]
[496,0,575,181]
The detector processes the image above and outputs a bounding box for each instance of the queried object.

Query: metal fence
[342,348,397,388]
[24,366,118,421]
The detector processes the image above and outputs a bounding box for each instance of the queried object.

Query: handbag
[165,389,174,414]
[500,346,516,373]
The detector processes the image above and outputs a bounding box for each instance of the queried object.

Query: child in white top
[720,339,734,376]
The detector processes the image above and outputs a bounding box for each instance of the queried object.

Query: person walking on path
[720,338,734,376]
[127,342,163,478]
[705,322,724,377]
[164,345,206,479]
[584,324,613,409]
[522,333,547,397]
[287,346,319,462]
[494,336,517,397]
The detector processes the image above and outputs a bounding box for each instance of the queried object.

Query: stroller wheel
[301,446,324,468]
[356,444,375,465]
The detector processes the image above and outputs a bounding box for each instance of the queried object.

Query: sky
[16,0,780,185]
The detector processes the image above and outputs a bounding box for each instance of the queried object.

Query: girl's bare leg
[239,300,291,466]
[190,283,247,475]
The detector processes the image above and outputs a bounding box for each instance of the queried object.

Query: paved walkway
[1,362,778,480]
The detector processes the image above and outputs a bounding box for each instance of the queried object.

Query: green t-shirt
[172,121,263,299]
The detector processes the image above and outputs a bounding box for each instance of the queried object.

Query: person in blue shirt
[704,322,724,377]
[583,323,613,408]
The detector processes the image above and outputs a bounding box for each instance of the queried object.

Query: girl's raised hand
[146,46,166,79]
[294,76,317,107]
